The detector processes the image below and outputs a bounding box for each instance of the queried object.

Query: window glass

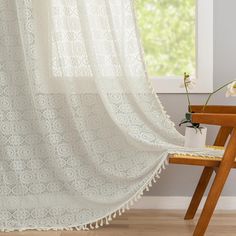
[135,0,196,77]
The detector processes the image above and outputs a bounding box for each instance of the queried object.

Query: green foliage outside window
[135,0,196,77]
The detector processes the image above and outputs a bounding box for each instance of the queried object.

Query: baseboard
[132,196,236,210]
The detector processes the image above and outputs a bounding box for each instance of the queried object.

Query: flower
[180,74,196,89]
[225,81,236,97]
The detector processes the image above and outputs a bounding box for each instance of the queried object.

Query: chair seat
[169,146,236,168]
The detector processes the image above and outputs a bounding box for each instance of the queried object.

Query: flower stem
[202,80,235,112]
[185,84,192,113]
[184,73,192,113]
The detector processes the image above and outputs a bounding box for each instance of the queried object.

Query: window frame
[149,0,213,94]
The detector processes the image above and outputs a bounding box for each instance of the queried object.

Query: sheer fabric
[0,0,222,231]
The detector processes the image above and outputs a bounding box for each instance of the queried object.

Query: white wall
[147,0,236,196]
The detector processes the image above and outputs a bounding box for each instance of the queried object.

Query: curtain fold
[0,0,223,231]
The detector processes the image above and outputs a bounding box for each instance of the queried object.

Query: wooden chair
[169,105,236,236]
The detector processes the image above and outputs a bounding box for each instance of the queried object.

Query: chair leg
[184,126,231,220]
[193,168,231,236]
[193,128,236,236]
[184,167,214,220]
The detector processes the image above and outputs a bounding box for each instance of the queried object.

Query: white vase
[184,126,207,148]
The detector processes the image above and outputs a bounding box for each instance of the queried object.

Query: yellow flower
[226,81,236,97]
[180,75,196,89]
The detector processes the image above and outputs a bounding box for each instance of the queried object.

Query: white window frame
[151,0,213,94]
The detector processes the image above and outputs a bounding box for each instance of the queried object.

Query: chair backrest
[189,105,236,114]
[214,127,233,146]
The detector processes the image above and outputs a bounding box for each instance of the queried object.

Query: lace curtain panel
[0,0,222,231]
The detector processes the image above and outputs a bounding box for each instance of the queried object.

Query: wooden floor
[1,210,236,236]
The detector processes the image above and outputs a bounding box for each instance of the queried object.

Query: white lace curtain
[0,0,222,231]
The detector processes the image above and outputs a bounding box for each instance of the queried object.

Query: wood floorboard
[0,210,236,236]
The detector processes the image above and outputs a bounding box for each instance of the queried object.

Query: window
[135,0,213,93]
